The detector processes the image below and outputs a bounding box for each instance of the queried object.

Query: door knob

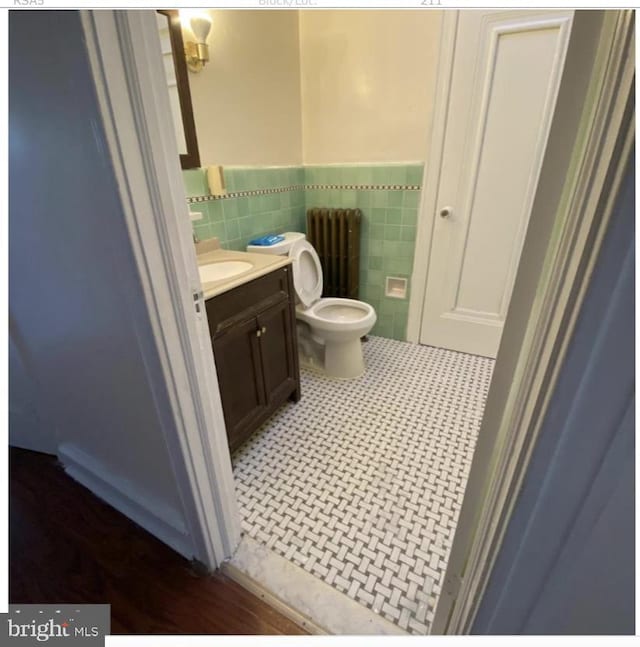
[440,206,452,218]
[261,326,267,334]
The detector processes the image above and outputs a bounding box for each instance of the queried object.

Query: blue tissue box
[249,234,285,246]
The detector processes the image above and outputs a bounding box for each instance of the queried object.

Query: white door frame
[407,9,457,345]
[80,6,633,634]
[431,9,634,633]
[80,10,241,570]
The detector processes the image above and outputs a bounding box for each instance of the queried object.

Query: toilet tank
[246,232,305,255]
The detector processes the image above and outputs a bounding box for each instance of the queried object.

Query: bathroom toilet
[247,233,376,379]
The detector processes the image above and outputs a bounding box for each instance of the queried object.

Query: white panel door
[419,11,573,357]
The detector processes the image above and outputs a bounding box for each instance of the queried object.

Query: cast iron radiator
[306,208,362,299]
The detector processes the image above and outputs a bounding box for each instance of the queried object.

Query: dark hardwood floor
[9,446,305,635]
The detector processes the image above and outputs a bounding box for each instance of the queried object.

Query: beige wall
[184,10,303,166]
[184,10,442,167]
[299,10,442,164]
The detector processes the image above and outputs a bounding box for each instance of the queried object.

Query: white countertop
[197,247,291,300]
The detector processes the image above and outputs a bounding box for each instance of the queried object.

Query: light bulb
[190,14,212,44]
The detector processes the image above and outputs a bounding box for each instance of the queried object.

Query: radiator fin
[306,208,361,299]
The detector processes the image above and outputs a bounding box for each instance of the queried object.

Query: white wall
[9,10,195,558]
[299,10,442,164]
[184,10,303,166]
[9,321,56,455]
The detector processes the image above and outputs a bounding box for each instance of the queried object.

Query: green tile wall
[185,166,306,251]
[183,163,424,340]
[304,164,423,340]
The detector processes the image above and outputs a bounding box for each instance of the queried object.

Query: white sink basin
[199,260,253,283]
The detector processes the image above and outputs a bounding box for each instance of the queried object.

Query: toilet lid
[289,240,323,308]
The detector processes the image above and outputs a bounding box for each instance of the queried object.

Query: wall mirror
[156,9,201,169]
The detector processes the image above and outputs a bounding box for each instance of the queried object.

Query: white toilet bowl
[297,297,376,378]
[247,233,377,379]
[290,240,376,378]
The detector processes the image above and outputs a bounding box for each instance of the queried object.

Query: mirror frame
[157,9,201,170]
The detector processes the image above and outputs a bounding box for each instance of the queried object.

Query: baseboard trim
[58,442,193,559]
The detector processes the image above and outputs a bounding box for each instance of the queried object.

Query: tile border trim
[306,183,421,191]
[186,184,422,204]
[187,184,304,204]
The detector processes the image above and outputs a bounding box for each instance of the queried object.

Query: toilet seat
[290,240,375,330]
[290,240,323,308]
[299,298,375,332]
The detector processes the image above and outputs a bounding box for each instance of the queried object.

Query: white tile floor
[232,336,494,634]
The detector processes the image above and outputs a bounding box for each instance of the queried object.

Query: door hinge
[193,289,204,314]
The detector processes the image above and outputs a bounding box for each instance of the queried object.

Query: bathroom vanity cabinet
[204,265,300,451]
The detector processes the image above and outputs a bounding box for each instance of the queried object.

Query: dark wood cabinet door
[212,316,265,449]
[206,265,301,452]
[257,297,298,407]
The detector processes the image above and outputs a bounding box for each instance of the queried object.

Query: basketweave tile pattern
[232,336,494,634]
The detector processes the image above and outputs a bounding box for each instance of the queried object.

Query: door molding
[407,10,458,344]
[80,10,241,569]
[432,10,634,633]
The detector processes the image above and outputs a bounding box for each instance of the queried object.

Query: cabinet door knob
[261,326,267,334]
[256,330,262,338]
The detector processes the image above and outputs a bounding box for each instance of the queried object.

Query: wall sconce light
[182,11,212,73]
